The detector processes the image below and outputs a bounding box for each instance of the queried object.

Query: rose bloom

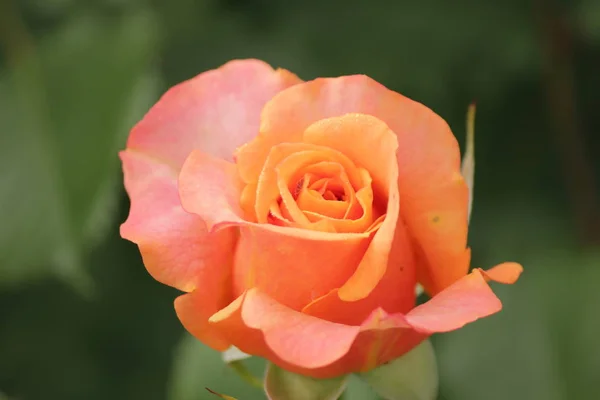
[120,59,522,378]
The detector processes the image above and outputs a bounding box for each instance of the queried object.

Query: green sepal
[358,340,438,400]
[264,363,348,400]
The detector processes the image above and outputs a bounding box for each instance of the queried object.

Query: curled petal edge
[179,263,523,378]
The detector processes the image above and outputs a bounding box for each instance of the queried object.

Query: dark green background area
[1,0,599,399]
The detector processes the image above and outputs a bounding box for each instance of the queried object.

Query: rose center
[294,175,347,202]
[246,143,385,234]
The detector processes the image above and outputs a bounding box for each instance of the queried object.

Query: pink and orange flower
[120,59,522,378]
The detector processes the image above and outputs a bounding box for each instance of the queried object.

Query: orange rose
[120,59,522,378]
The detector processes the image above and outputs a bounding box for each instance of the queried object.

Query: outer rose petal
[331,263,509,375]
[127,59,301,168]
[201,265,517,378]
[120,150,235,292]
[120,150,234,348]
[121,60,299,346]
[174,289,231,350]
[478,262,523,284]
[207,288,361,370]
[237,76,470,294]
[405,268,504,332]
[178,150,372,310]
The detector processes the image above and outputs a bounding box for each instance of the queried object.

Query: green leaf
[168,334,265,400]
[576,0,600,41]
[437,246,600,400]
[343,375,379,400]
[264,363,348,400]
[358,340,438,400]
[0,10,159,291]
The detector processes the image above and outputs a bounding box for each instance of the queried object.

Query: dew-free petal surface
[209,289,361,371]
[243,76,470,294]
[203,264,515,378]
[120,150,236,293]
[178,150,372,310]
[301,114,401,301]
[127,59,301,169]
[314,265,515,375]
[174,288,232,351]
[302,220,416,325]
[478,262,523,284]
[178,150,246,230]
[405,268,504,333]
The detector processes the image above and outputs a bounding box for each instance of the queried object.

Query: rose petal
[178,150,246,230]
[313,265,517,376]
[302,220,416,325]
[174,289,231,351]
[296,180,349,219]
[127,59,301,169]
[178,150,372,310]
[477,262,523,284]
[232,224,370,310]
[303,114,397,206]
[405,267,510,332]
[253,143,364,224]
[300,114,401,301]
[209,289,361,370]
[242,76,470,294]
[276,159,373,233]
[120,150,236,293]
[202,265,515,378]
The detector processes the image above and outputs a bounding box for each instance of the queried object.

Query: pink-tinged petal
[478,262,523,284]
[178,149,246,230]
[178,150,372,311]
[242,75,469,294]
[209,289,361,371]
[307,265,514,376]
[302,220,416,325]
[127,59,301,169]
[339,309,427,374]
[405,268,503,333]
[205,265,513,378]
[120,150,236,293]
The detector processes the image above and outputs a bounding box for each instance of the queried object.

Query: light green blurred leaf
[264,363,347,400]
[168,334,265,400]
[358,340,438,400]
[436,286,565,400]
[221,346,263,388]
[0,10,159,291]
[576,0,600,41]
[343,375,379,400]
[438,200,600,400]
[436,251,571,400]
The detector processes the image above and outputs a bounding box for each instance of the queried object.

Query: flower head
[120,59,522,378]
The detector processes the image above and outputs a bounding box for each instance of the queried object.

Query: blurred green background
[1,0,599,399]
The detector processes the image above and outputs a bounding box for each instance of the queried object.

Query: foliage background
[1,0,599,399]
